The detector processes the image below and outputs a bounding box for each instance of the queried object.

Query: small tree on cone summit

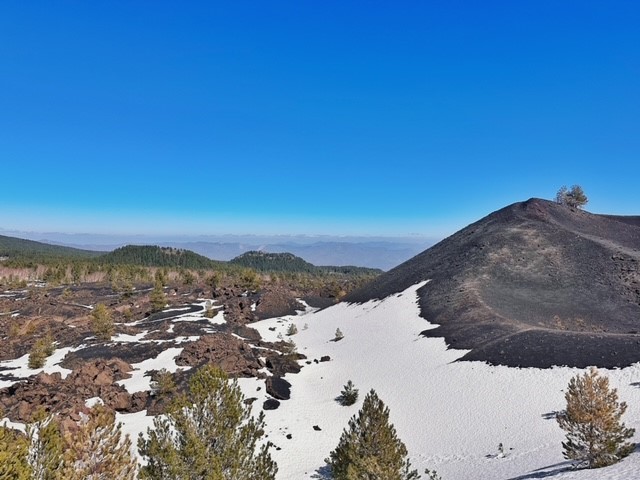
[327,389,420,479]
[557,367,634,469]
[556,185,588,209]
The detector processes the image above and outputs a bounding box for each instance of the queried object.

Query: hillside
[230,251,316,273]
[346,198,640,368]
[230,250,382,275]
[97,245,222,269]
[0,234,99,260]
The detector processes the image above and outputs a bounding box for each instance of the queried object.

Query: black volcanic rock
[266,376,291,400]
[346,198,640,368]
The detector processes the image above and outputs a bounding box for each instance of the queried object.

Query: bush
[337,380,359,406]
[138,365,277,480]
[287,323,298,336]
[557,367,635,468]
[327,389,419,480]
[91,303,114,342]
[28,335,55,369]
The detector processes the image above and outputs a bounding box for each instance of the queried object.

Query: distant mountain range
[0,231,436,270]
[0,236,381,275]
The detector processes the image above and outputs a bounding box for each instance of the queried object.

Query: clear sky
[1,1,638,237]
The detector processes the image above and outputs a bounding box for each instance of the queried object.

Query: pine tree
[338,380,359,406]
[25,406,136,480]
[334,328,344,341]
[26,410,64,480]
[557,367,635,468]
[556,184,588,209]
[327,389,420,480]
[0,414,31,479]
[150,281,167,312]
[150,368,176,398]
[91,303,114,341]
[61,405,137,480]
[138,364,277,480]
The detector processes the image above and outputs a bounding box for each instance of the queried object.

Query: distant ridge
[346,198,640,368]
[229,251,382,275]
[97,245,222,269]
[0,234,99,259]
[0,234,382,276]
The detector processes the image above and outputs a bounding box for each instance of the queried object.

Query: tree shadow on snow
[310,465,332,479]
[540,411,560,420]
[506,461,573,480]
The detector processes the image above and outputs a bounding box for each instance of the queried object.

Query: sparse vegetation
[327,389,420,479]
[284,338,297,355]
[337,380,359,406]
[557,367,634,469]
[239,268,261,291]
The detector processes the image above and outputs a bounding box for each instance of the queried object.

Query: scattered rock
[265,376,291,400]
[263,399,281,410]
[265,354,301,376]
[0,359,139,422]
[313,425,322,431]
[175,333,264,377]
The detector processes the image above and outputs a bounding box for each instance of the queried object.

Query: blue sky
[1,1,638,237]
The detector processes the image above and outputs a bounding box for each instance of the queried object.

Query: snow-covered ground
[3,286,640,479]
[0,346,77,388]
[247,281,640,480]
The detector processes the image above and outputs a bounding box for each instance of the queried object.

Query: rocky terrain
[347,198,640,368]
[0,277,334,424]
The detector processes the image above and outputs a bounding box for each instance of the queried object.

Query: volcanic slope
[346,198,640,368]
